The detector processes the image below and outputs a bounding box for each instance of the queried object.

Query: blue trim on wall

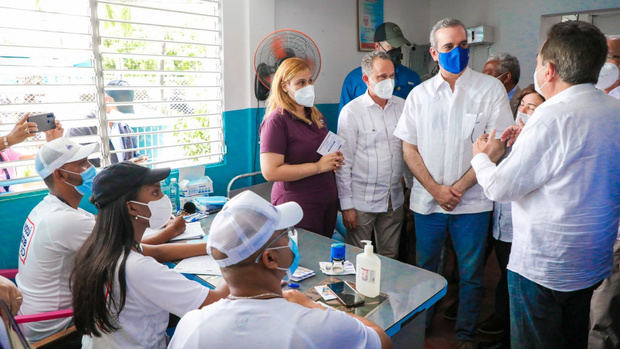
[0,103,340,270]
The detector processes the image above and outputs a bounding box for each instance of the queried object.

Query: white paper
[319,260,356,275]
[316,131,345,156]
[170,222,205,241]
[143,221,205,241]
[314,285,337,301]
[174,254,222,276]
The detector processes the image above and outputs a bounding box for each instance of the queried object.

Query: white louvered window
[0,0,224,194]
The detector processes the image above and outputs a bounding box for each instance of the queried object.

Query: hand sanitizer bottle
[355,240,381,297]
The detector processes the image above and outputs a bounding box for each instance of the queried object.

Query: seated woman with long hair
[71,162,228,348]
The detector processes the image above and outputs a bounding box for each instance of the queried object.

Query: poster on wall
[358,0,384,51]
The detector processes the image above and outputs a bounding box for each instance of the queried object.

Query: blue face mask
[260,229,300,275]
[60,165,96,197]
[438,46,470,74]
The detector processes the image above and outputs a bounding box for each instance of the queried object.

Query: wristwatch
[2,136,8,148]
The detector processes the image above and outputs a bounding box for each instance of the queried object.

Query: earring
[134,216,138,220]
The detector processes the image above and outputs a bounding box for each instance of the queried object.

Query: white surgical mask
[130,195,172,229]
[533,65,549,97]
[293,85,315,107]
[516,111,530,125]
[596,62,619,90]
[371,78,394,99]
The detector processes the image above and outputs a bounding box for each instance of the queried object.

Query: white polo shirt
[168,298,381,349]
[16,194,95,342]
[471,84,620,292]
[393,67,514,215]
[82,251,209,349]
[336,91,406,212]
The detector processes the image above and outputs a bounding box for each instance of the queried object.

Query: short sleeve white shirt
[168,298,381,349]
[393,68,514,214]
[16,194,95,342]
[82,251,209,349]
[336,91,406,212]
[471,84,620,291]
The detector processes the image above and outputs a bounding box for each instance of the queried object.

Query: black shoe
[477,315,505,335]
[442,301,458,321]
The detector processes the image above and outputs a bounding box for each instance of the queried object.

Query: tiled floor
[423,250,505,349]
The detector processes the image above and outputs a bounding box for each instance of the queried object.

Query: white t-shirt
[393,67,514,215]
[168,298,382,349]
[82,251,209,349]
[15,194,95,342]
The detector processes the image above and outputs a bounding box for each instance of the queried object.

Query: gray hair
[487,52,521,84]
[361,50,392,77]
[430,18,466,49]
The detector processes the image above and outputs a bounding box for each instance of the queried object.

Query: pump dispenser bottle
[355,240,381,297]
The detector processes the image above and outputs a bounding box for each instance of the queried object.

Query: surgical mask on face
[130,195,173,229]
[261,229,299,275]
[534,65,549,97]
[371,78,394,99]
[596,62,620,90]
[438,46,470,74]
[293,85,315,107]
[516,111,530,125]
[60,166,96,198]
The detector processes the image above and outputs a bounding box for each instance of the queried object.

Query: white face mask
[130,195,172,229]
[596,62,620,90]
[533,65,549,98]
[371,78,394,100]
[516,111,530,125]
[293,85,315,107]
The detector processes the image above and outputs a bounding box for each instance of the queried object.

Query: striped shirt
[336,91,405,213]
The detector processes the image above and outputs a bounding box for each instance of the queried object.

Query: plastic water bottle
[170,178,179,213]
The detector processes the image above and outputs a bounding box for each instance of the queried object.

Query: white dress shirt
[393,67,514,215]
[471,84,620,292]
[336,91,405,212]
[609,85,620,100]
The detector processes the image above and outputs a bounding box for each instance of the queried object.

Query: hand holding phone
[327,281,365,307]
[27,113,56,133]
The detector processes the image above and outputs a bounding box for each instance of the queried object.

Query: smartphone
[27,113,56,132]
[327,281,365,307]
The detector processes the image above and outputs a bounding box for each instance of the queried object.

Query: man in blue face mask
[169,190,392,349]
[15,137,98,342]
[393,18,514,349]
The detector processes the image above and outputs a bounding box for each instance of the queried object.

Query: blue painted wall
[0,104,339,270]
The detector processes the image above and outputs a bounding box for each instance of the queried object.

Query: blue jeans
[414,211,490,340]
[508,270,601,349]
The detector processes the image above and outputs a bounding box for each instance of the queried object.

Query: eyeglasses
[253,228,295,264]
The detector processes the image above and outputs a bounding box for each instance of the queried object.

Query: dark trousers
[494,239,511,345]
[508,270,601,349]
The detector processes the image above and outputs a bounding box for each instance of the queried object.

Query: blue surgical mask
[60,165,96,197]
[261,229,300,275]
[438,46,470,74]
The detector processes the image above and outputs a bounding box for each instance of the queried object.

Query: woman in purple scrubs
[260,58,343,237]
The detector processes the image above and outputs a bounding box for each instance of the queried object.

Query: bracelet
[2,136,8,148]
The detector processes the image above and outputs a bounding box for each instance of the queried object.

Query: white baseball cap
[35,138,98,179]
[207,190,303,267]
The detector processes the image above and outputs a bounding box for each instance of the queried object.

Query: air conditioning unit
[466,25,494,45]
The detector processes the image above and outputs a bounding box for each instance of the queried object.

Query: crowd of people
[0,15,618,349]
